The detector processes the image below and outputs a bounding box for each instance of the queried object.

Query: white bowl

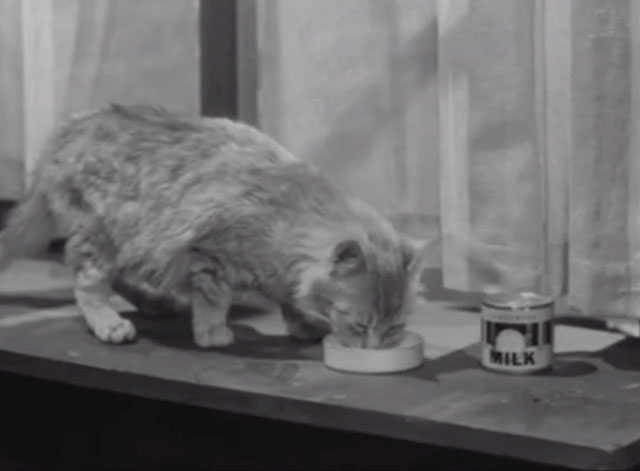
[322,331,425,374]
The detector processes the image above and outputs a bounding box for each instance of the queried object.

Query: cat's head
[293,224,429,349]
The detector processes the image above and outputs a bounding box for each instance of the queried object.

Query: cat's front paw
[92,317,137,344]
[194,325,235,348]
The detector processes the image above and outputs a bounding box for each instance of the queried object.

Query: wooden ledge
[0,259,638,470]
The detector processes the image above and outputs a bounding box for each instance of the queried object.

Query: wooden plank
[0,259,639,469]
[237,0,258,125]
[0,350,619,470]
[200,0,237,118]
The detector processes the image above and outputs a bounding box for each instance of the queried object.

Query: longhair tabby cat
[0,104,428,349]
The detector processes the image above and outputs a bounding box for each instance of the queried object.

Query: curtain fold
[568,0,640,319]
[0,0,25,200]
[438,0,557,296]
[256,0,440,223]
[437,0,570,300]
[255,0,640,318]
[0,0,200,200]
[255,0,640,319]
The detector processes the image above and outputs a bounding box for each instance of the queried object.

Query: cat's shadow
[120,307,323,362]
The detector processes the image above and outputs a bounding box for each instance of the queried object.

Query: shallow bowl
[322,331,425,374]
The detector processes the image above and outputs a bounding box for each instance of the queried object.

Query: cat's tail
[0,191,54,272]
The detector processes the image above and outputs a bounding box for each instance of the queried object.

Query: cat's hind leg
[67,233,136,344]
[190,261,234,348]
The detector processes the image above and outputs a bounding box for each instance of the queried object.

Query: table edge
[0,349,627,470]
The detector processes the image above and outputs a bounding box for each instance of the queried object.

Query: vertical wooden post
[237,0,258,125]
[200,0,237,118]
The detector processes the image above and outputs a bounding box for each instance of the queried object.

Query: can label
[481,293,554,374]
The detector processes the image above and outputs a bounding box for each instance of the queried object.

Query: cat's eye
[333,240,361,264]
[330,240,365,276]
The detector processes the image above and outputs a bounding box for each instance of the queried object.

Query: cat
[0,104,428,349]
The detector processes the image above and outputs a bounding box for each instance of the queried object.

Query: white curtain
[0,0,200,199]
[254,0,640,320]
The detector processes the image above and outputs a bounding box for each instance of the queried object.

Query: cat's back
[41,104,294,171]
[36,104,298,199]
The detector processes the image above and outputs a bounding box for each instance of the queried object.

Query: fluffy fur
[0,104,427,348]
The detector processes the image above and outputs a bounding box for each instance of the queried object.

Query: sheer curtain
[0,0,199,200]
[254,0,640,321]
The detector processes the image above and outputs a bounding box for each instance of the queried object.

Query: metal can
[480,292,554,374]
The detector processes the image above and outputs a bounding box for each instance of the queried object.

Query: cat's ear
[330,239,365,277]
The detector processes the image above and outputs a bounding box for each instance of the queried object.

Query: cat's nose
[365,330,382,348]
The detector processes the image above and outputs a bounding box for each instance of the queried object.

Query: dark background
[0,370,563,470]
